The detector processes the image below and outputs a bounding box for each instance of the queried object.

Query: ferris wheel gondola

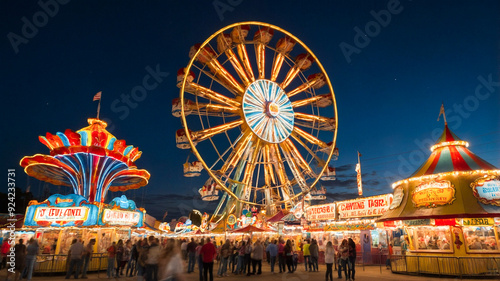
[175,22,338,217]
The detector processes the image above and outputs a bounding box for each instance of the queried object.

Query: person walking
[217,239,230,277]
[81,238,95,279]
[277,239,285,273]
[200,238,217,281]
[244,240,252,275]
[137,238,149,281]
[309,239,319,272]
[25,238,39,281]
[195,238,205,281]
[348,238,356,281]
[181,239,188,261]
[265,239,278,273]
[302,239,310,271]
[1,238,11,270]
[337,249,342,279]
[127,240,138,277]
[230,241,238,273]
[339,239,350,281]
[8,239,26,281]
[158,239,186,281]
[145,237,161,281]
[115,240,125,277]
[386,243,393,269]
[251,240,263,275]
[325,241,335,281]
[106,241,116,278]
[66,238,84,279]
[121,240,132,276]
[235,241,245,275]
[284,240,294,273]
[187,238,197,273]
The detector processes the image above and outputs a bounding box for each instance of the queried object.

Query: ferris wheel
[173,22,338,218]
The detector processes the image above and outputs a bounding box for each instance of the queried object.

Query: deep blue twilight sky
[1,0,499,221]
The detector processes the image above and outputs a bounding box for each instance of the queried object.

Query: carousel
[378,118,500,277]
[19,117,151,272]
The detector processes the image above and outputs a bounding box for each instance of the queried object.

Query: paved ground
[1,264,492,281]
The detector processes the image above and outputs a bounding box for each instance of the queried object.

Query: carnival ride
[173,22,338,221]
[20,118,151,203]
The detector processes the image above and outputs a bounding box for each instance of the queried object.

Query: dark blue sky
[1,0,499,221]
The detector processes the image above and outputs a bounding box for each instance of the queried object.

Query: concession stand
[303,194,392,264]
[378,124,500,276]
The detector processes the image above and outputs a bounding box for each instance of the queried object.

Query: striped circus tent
[410,124,496,177]
[379,124,500,222]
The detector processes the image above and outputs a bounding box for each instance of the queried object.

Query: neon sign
[35,207,88,221]
[102,209,141,225]
[337,194,392,219]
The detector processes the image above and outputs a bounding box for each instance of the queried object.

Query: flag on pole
[437,103,446,123]
[93,91,102,101]
[356,151,363,196]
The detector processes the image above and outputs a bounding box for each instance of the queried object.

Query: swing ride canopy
[378,124,500,222]
[20,118,151,203]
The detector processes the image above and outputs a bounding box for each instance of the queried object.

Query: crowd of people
[2,236,361,281]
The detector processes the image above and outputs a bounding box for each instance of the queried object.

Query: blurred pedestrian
[66,238,84,279]
[25,238,39,281]
[309,239,319,272]
[145,237,160,281]
[284,240,294,273]
[187,238,197,273]
[107,241,116,278]
[196,238,205,281]
[277,239,285,273]
[158,239,185,281]
[348,238,356,280]
[265,239,277,273]
[200,238,217,281]
[251,240,263,275]
[81,238,95,278]
[339,239,350,281]
[325,241,335,281]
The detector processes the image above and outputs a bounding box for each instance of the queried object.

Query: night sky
[1,0,499,221]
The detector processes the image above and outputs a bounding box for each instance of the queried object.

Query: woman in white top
[158,239,186,281]
[324,241,335,281]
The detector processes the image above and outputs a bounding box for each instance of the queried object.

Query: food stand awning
[231,224,274,233]
[267,210,285,223]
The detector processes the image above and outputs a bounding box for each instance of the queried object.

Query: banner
[337,194,392,219]
[306,203,336,221]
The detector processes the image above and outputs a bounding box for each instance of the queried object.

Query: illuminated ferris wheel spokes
[175,22,338,216]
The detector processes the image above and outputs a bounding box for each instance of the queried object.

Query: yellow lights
[391,170,500,189]
[430,140,469,152]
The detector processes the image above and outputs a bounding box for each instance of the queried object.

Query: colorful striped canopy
[410,125,496,177]
[20,118,150,203]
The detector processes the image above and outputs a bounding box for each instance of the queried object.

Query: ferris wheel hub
[243,79,294,143]
[266,101,280,117]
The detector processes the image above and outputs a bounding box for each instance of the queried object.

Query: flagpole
[97,98,101,120]
[442,105,447,125]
